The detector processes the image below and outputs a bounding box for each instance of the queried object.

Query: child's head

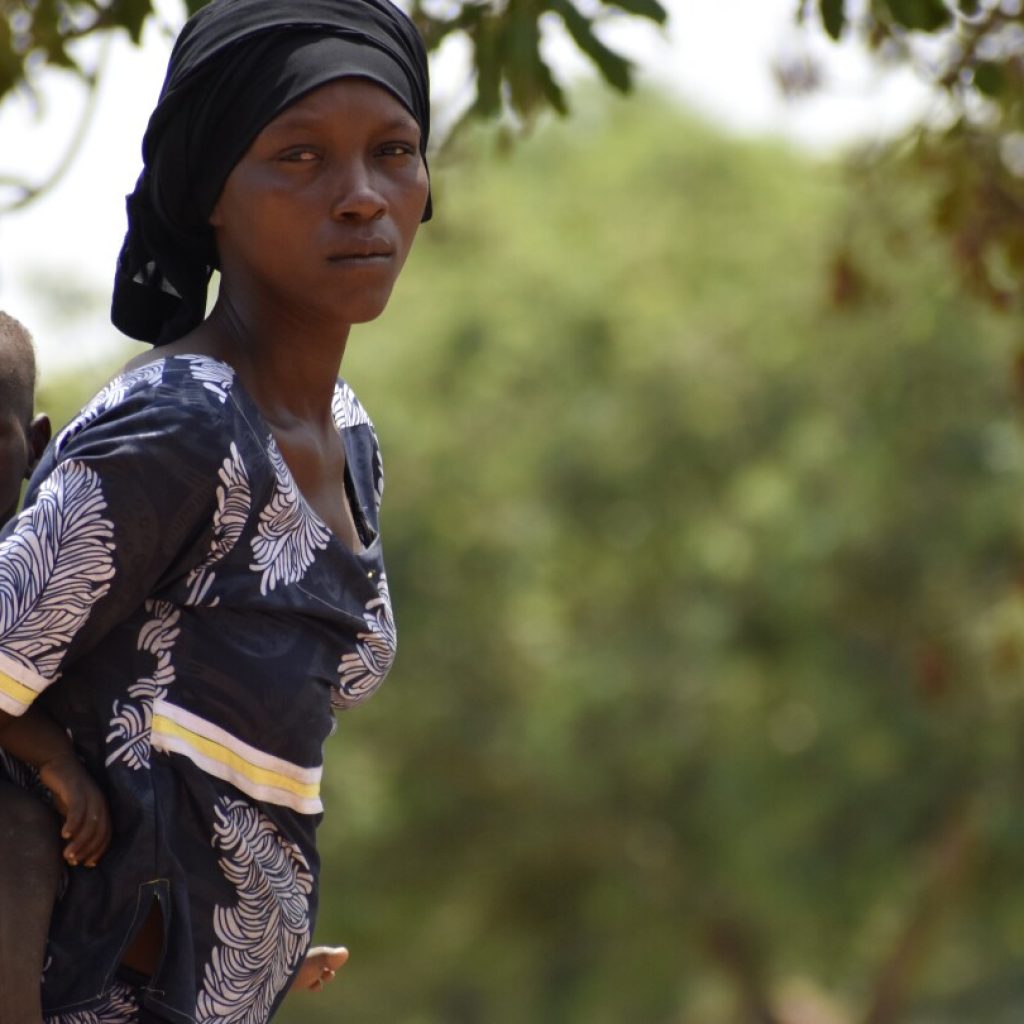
[0,312,51,523]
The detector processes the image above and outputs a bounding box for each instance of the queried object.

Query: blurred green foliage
[37,93,1024,1022]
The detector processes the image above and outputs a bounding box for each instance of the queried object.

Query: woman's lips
[327,239,393,261]
[326,253,393,272]
[328,250,391,260]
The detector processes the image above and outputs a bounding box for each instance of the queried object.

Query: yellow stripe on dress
[0,649,48,707]
[0,668,36,715]
[152,700,322,815]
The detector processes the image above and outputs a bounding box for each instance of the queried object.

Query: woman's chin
[334,291,397,326]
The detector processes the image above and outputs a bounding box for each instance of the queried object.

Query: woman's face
[210,77,429,327]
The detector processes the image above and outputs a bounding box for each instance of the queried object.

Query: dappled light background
[7,4,1024,1024]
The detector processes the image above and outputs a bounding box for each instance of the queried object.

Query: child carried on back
[0,310,110,1024]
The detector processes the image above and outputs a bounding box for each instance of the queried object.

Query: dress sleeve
[0,384,228,716]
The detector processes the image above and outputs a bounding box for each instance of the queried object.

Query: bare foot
[290,945,349,993]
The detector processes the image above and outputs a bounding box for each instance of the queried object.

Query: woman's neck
[164,293,351,430]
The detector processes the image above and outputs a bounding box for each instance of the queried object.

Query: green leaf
[552,0,633,93]
[469,16,503,118]
[607,0,668,26]
[973,60,1005,97]
[535,53,569,115]
[416,6,483,52]
[957,0,980,14]
[0,16,25,103]
[819,0,846,40]
[43,41,80,72]
[504,4,547,116]
[110,0,156,44]
[884,0,953,32]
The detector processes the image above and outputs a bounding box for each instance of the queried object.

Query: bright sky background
[0,0,936,379]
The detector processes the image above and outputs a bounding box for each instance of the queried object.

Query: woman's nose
[330,163,387,221]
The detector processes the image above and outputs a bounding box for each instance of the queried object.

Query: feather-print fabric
[0,356,395,1023]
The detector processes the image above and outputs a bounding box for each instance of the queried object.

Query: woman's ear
[25,414,51,477]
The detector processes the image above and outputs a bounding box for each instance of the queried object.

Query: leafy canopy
[798,0,1024,307]
[0,0,666,123]
[0,0,666,212]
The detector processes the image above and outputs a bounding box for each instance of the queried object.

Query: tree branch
[862,798,978,1024]
[703,913,783,1024]
[0,36,109,215]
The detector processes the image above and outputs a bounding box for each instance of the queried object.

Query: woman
[0,0,431,1020]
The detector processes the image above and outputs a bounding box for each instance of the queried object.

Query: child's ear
[25,414,51,477]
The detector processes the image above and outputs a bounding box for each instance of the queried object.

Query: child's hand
[37,754,111,868]
[290,946,349,993]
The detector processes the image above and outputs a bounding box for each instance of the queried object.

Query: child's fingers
[289,946,349,992]
[63,829,93,866]
[82,810,112,867]
[62,792,110,866]
[74,804,111,867]
[70,824,98,864]
[61,797,88,858]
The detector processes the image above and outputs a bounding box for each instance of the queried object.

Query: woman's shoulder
[102,352,238,408]
[53,354,242,459]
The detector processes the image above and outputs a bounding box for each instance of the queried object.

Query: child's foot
[290,945,348,993]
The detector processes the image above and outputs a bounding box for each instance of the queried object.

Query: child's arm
[0,708,111,867]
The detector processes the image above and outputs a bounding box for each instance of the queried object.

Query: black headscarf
[111,0,431,345]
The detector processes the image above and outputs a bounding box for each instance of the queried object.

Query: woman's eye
[379,142,416,158]
[280,148,319,163]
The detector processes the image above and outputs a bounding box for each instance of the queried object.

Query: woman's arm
[0,708,111,867]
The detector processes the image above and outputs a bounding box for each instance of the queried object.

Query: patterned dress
[0,355,396,1023]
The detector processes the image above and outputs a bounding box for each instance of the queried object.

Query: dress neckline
[161,353,380,559]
